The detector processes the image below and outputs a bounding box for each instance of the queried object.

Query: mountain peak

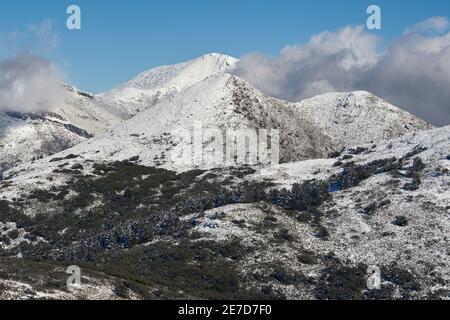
[98,53,238,116]
[197,52,238,61]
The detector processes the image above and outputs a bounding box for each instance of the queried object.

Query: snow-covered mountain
[0,52,446,300]
[2,53,429,174]
[32,72,430,173]
[98,53,238,116]
[54,73,333,171]
[0,85,124,173]
[296,90,433,149]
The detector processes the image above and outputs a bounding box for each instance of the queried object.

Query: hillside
[0,124,448,299]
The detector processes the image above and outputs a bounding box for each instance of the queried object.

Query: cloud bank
[0,20,66,113]
[233,17,450,126]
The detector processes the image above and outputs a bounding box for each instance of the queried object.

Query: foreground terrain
[1,124,449,299]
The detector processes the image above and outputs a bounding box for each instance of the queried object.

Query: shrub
[392,216,408,227]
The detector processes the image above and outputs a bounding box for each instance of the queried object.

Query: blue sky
[0,0,449,93]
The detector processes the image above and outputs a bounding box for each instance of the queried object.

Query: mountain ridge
[0,52,433,175]
[30,72,432,173]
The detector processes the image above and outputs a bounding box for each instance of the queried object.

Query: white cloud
[234,26,379,101]
[26,20,60,52]
[0,54,67,112]
[233,19,450,126]
[405,16,449,35]
[0,21,66,113]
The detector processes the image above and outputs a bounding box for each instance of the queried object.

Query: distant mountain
[295,91,433,149]
[0,85,124,173]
